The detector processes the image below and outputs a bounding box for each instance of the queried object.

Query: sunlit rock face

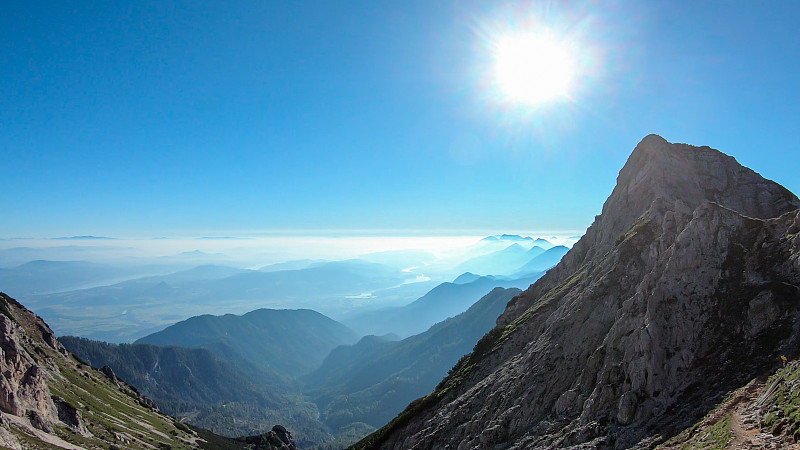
[0,307,58,424]
[360,135,800,450]
[0,295,91,437]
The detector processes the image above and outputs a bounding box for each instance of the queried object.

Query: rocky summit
[353,135,800,449]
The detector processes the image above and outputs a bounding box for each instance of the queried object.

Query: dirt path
[726,377,797,449]
[729,408,767,449]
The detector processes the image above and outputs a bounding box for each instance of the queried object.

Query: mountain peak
[635,133,670,151]
[554,136,800,280]
[354,137,800,450]
[618,135,798,219]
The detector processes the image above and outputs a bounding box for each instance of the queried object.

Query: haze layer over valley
[3,1,799,449]
[0,234,577,342]
[9,233,573,448]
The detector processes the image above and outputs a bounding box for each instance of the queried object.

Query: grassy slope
[0,292,247,450]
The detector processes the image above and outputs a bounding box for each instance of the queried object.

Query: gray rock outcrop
[356,135,800,449]
[0,294,89,436]
[240,424,299,450]
[0,313,57,423]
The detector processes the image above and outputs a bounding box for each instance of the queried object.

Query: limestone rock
[52,395,88,435]
[356,136,800,449]
[99,365,119,384]
[239,424,299,450]
[0,313,56,422]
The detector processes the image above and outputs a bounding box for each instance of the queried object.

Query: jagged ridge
[353,135,800,449]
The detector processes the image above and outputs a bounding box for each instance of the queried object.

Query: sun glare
[493,30,575,106]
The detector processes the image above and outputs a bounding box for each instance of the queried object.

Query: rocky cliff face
[0,291,292,450]
[0,293,90,442]
[354,135,800,449]
[240,425,298,450]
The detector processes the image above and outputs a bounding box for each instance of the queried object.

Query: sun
[492,30,576,107]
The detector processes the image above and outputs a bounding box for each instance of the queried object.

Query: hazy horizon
[0,231,582,268]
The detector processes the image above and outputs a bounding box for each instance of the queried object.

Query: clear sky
[2,1,799,238]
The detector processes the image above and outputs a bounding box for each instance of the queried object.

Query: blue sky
[2,1,799,238]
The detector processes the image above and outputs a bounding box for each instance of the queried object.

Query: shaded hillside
[58,337,330,443]
[343,274,542,337]
[60,336,282,408]
[305,287,521,431]
[0,292,275,449]
[353,135,800,449]
[136,308,359,377]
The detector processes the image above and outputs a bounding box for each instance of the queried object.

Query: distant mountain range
[341,273,542,337]
[26,259,413,342]
[61,285,522,447]
[511,245,569,277]
[0,260,182,296]
[453,241,568,278]
[480,234,555,249]
[305,287,521,431]
[5,233,573,345]
[135,308,359,377]
[454,243,533,276]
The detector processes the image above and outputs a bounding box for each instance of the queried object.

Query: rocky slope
[352,135,800,449]
[0,291,297,450]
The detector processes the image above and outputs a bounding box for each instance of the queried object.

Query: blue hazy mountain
[201,260,404,300]
[305,287,521,431]
[511,245,570,277]
[60,286,520,445]
[525,245,547,259]
[0,260,183,296]
[258,259,321,272]
[342,274,543,337]
[52,235,116,240]
[452,272,481,284]
[479,235,554,248]
[454,243,535,276]
[531,237,555,249]
[139,264,250,283]
[135,308,359,377]
[480,234,533,242]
